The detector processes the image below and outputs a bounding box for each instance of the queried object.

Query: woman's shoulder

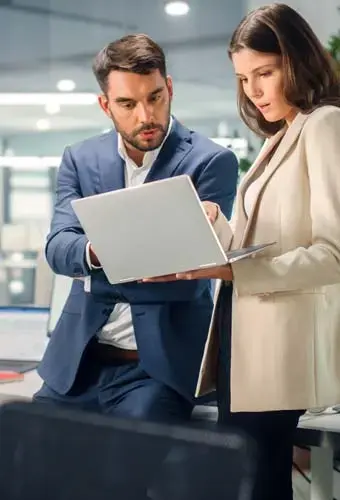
[305,105,340,125]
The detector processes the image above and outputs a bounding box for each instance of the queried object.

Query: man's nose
[137,103,153,123]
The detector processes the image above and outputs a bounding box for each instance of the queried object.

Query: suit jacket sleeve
[231,108,340,296]
[45,147,90,277]
[196,148,238,220]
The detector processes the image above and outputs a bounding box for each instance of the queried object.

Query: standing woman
[170,3,340,500]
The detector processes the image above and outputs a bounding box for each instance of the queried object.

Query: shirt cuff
[85,241,102,270]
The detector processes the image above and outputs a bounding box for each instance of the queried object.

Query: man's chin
[133,137,164,152]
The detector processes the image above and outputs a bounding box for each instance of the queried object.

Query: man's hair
[229,3,340,137]
[92,34,167,93]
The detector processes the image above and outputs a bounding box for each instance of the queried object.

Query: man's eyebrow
[115,96,135,103]
[114,86,164,103]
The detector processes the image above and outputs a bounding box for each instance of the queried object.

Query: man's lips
[139,128,159,138]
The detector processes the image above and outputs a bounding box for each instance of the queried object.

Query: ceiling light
[36,118,51,131]
[45,102,60,114]
[0,156,61,169]
[0,93,97,105]
[165,1,190,16]
[57,79,76,92]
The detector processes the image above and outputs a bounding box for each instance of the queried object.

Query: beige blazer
[197,105,340,412]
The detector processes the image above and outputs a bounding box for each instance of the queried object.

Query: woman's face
[232,48,297,125]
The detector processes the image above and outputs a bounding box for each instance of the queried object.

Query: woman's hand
[176,264,233,281]
[142,265,233,283]
[202,201,219,224]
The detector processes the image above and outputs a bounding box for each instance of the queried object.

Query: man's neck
[124,143,144,167]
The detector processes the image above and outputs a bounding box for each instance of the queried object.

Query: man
[34,34,238,423]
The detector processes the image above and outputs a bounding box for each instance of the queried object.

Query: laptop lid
[0,401,255,500]
[71,175,228,284]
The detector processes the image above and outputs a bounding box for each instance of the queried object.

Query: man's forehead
[107,70,165,98]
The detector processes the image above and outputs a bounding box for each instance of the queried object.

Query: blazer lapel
[232,131,285,248]
[144,118,193,183]
[98,131,125,193]
[233,112,309,248]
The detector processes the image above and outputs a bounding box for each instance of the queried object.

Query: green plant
[327,33,340,62]
[327,31,340,73]
[239,157,252,173]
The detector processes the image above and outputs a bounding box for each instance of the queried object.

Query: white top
[243,169,266,217]
[87,118,173,350]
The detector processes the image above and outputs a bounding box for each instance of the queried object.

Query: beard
[109,105,171,152]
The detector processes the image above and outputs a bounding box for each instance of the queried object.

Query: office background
[0,0,338,309]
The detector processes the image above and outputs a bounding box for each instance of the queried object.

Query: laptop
[72,175,274,285]
[0,401,255,500]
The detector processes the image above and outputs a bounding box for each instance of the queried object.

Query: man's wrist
[85,242,102,270]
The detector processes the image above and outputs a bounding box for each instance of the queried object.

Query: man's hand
[202,201,219,224]
[89,244,101,267]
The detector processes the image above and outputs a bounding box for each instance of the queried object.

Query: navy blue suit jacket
[39,118,238,401]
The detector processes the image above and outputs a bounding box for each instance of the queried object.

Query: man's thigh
[99,364,193,423]
[33,382,100,413]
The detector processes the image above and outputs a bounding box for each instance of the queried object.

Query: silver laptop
[71,175,274,284]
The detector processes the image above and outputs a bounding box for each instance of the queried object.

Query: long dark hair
[229,3,340,136]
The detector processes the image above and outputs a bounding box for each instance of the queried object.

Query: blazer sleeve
[212,209,234,250]
[231,107,340,296]
[45,147,90,277]
[196,148,238,220]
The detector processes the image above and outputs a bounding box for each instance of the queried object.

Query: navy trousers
[216,282,303,500]
[33,344,194,499]
[33,344,193,424]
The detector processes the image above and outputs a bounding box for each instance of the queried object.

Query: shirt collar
[117,116,173,168]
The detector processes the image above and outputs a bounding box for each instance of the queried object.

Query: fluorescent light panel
[0,157,61,169]
[0,93,97,106]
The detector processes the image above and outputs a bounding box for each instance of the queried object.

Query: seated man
[34,33,238,424]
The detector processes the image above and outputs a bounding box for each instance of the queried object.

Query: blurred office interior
[0,0,338,310]
[0,2,340,499]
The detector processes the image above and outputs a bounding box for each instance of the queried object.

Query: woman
[145,3,340,499]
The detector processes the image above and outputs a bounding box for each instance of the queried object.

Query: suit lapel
[144,119,193,183]
[98,131,125,193]
[233,112,309,248]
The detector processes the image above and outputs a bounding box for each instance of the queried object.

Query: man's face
[98,69,173,152]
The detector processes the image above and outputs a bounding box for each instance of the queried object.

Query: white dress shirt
[86,118,173,350]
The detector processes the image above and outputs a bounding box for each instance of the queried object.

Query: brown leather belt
[92,341,139,363]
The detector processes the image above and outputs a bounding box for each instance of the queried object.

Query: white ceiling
[0,0,245,134]
[0,0,338,135]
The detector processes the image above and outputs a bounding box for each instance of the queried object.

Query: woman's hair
[229,3,340,136]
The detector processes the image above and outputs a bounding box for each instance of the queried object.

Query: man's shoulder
[177,121,235,159]
[67,130,116,157]
[190,130,230,155]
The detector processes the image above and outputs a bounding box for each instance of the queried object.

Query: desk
[296,412,340,500]
[0,375,339,500]
[193,406,340,500]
